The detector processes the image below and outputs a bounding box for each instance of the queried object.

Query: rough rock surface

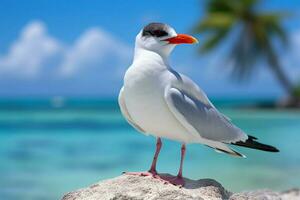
[62,174,300,200]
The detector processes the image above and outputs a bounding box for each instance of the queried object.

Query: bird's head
[135,22,198,58]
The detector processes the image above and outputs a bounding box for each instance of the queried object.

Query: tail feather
[232,135,279,152]
[214,147,245,158]
[204,142,245,158]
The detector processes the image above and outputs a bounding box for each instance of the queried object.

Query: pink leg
[177,144,186,178]
[124,138,163,178]
[148,137,162,174]
[162,144,186,186]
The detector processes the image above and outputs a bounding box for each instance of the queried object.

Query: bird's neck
[133,47,170,68]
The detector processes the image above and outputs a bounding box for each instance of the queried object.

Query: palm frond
[257,12,290,44]
[207,0,236,13]
[200,30,230,52]
[193,13,236,33]
[194,0,293,90]
[229,25,262,80]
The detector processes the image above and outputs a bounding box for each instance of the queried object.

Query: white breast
[122,64,195,143]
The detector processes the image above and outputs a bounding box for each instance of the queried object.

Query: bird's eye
[142,29,168,38]
[152,30,168,37]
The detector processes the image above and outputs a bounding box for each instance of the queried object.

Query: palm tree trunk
[265,42,296,99]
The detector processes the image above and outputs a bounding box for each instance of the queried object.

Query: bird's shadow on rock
[158,174,231,199]
[159,173,225,190]
[184,178,224,190]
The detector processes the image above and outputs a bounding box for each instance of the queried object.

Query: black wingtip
[232,135,279,153]
[270,146,280,152]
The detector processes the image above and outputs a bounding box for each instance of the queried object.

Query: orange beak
[164,34,198,44]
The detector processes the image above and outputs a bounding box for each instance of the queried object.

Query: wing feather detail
[164,87,247,143]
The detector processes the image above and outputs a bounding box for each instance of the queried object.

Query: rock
[62,174,300,200]
[230,190,282,200]
[281,189,300,200]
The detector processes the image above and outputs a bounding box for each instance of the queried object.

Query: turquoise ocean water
[0,99,299,200]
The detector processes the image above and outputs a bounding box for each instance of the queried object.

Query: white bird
[119,22,279,186]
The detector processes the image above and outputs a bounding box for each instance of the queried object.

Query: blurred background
[0,0,300,199]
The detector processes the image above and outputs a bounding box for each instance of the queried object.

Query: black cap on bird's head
[136,22,198,57]
[141,22,198,44]
[142,23,169,38]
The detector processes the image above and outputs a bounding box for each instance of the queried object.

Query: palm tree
[193,0,297,101]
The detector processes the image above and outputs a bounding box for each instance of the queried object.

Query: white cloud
[0,21,63,78]
[0,20,131,79]
[60,28,130,76]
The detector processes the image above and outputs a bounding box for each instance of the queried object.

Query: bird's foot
[123,171,155,177]
[123,171,170,184]
[123,168,160,177]
[161,175,185,187]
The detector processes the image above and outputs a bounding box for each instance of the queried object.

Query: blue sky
[0,0,300,98]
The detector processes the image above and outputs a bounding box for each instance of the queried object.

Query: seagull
[118,22,279,186]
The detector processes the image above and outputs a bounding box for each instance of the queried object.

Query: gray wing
[169,72,232,122]
[164,87,247,143]
[118,87,145,133]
